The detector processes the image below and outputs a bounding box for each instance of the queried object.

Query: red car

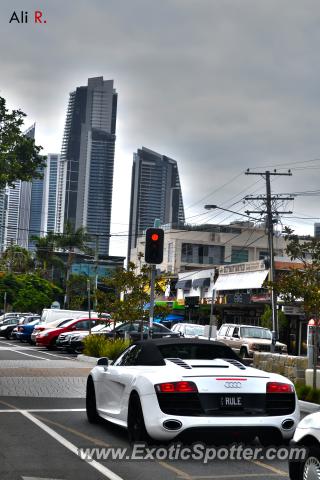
[36,317,102,349]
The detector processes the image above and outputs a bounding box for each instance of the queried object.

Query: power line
[244,168,293,351]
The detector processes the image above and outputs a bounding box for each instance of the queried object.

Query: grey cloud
[1,0,320,255]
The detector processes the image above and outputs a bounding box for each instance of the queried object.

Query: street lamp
[204,204,258,221]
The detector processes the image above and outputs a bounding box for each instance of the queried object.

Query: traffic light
[145,228,164,264]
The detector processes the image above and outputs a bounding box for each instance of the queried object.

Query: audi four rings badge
[224,381,242,388]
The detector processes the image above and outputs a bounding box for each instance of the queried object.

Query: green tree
[12,273,62,313]
[96,262,169,329]
[272,228,320,388]
[0,245,34,273]
[272,228,320,318]
[55,223,92,307]
[0,273,22,310]
[260,305,288,338]
[67,274,88,310]
[31,232,64,279]
[0,96,46,188]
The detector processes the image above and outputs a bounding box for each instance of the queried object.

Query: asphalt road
[0,338,298,480]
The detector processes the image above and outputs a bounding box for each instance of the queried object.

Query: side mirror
[97,357,109,370]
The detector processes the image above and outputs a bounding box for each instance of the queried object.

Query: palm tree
[0,245,34,274]
[55,223,92,307]
[31,232,63,279]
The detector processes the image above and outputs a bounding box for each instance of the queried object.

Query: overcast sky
[1,0,320,257]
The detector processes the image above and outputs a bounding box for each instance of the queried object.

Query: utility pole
[245,169,293,352]
[94,234,99,311]
[87,277,92,333]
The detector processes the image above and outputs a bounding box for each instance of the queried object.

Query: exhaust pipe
[163,419,182,431]
[282,419,294,430]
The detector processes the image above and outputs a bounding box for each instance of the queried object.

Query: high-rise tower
[56,77,117,255]
[128,147,185,262]
[2,125,36,251]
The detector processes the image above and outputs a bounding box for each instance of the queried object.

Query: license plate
[220,395,243,409]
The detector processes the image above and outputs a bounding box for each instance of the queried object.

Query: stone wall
[253,352,308,385]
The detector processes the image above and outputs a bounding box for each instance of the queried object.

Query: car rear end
[142,358,299,443]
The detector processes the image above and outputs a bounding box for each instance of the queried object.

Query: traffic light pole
[149,264,156,338]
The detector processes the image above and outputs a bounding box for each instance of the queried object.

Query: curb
[299,400,320,414]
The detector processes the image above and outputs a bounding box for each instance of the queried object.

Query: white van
[41,309,107,324]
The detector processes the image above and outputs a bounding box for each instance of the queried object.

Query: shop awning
[176,279,192,290]
[214,270,269,291]
[192,277,210,288]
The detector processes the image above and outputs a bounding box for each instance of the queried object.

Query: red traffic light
[145,228,164,264]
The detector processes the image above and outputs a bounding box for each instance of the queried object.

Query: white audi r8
[289,412,320,480]
[86,338,300,444]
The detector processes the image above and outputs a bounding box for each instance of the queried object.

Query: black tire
[288,458,302,480]
[86,377,100,423]
[298,445,320,480]
[127,394,150,443]
[239,347,247,359]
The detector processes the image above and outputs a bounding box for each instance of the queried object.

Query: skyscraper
[1,125,36,251]
[56,77,117,255]
[41,154,60,235]
[128,147,185,262]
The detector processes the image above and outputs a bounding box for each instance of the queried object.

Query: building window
[181,243,224,265]
[259,250,269,260]
[231,248,249,264]
[167,242,173,263]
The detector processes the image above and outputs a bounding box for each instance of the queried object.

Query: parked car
[11,315,41,339]
[289,411,320,479]
[217,323,287,358]
[100,321,180,341]
[36,317,103,349]
[86,338,299,444]
[56,321,111,352]
[16,319,41,343]
[0,312,33,323]
[31,317,78,344]
[171,322,214,339]
[0,316,25,339]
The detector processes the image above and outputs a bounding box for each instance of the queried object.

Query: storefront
[213,261,270,327]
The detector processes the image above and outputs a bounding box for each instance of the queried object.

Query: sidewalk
[299,400,320,414]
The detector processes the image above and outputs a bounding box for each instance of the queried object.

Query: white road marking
[0,341,75,360]
[34,350,75,360]
[20,411,124,480]
[0,347,51,361]
[22,477,65,480]
[0,408,86,413]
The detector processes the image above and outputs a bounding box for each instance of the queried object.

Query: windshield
[28,320,40,326]
[240,327,272,340]
[185,325,205,336]
[57,318,75,327]
[158,343,239,360]
[91,323,108,332]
